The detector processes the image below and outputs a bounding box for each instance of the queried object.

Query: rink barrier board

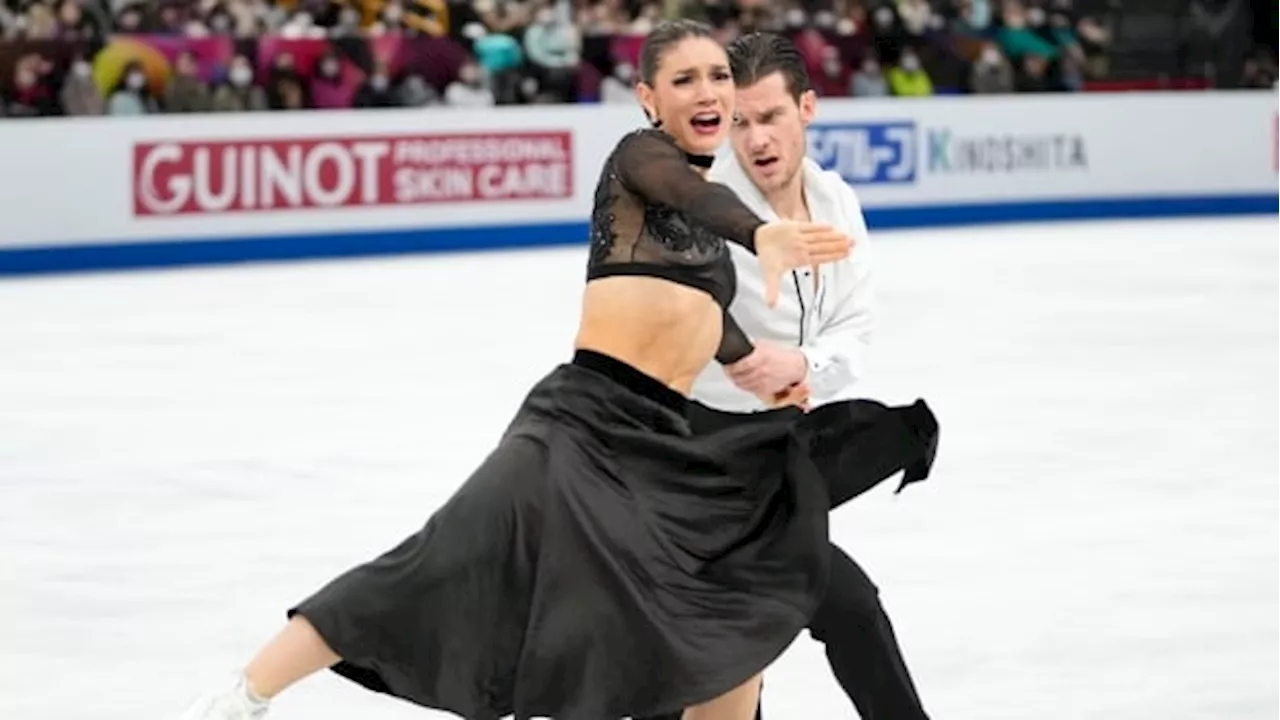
[1,193,1274,277]
[0,91,1275,276]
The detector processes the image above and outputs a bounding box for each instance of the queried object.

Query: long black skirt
[688,397,940,510]
[288,352,832,719]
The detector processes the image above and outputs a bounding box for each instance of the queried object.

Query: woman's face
[637,36,735,156]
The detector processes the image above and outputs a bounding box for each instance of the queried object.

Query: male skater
[643,32,938,720]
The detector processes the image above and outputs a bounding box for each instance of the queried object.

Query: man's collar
[711,151,825,222]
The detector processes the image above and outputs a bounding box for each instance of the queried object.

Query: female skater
[177,19,852,720]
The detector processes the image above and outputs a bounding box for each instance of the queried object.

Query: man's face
[730,72,815,196]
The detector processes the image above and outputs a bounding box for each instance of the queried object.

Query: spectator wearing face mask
[353,60,398,108]
[107,60,159,115]
[326,6,362,37]
[279,10,323,39]
[444,60,494,106]
[970,42,1014,93]
[953,0,992,33]
[204,6,234,35]
[212,55,268,111]
[850,54,890,96]
[113,4,143,33]
[310,52,352,109]
[825,12,868,66]
[887,49,933,96]
[60,54,104,115]
[868,4,906,67]
[523,1,580,103]
[628,2,661,34]
[814,46,849,97]
[164,50,211,112]
[598,61,634,104]
[373,0,406,33]
[895,0,932,37]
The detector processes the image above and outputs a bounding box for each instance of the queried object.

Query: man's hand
[725,340,809,399]
[768,380,812,412]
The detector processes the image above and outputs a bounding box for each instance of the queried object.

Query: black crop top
[585,129,765,365]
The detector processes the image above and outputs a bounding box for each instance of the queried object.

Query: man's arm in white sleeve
[800,181,874,402]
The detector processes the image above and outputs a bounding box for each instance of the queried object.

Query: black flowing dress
[287,129,834,719]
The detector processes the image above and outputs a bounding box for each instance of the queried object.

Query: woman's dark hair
[638,19,716,86]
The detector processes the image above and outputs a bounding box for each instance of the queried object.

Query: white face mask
[836,18,855,35]
[370,74,388,91]
[126,72,146,91]
[980,48,1001,65]
[73,61,92,79]
[230,66,253,86]
[1026,8,1046,25]
[901,55,920,72]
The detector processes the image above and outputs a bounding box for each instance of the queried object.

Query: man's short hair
[726,32,812,102]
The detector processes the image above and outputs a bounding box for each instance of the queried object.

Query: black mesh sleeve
[613,130,764,252]
[715,310,755,365]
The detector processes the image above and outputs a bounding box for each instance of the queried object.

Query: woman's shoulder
[613,127,678,154]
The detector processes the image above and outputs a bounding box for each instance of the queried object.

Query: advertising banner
[0,92,1274,275]
[131,131,574,216]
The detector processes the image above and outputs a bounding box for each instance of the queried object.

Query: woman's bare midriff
[574,276,724,396]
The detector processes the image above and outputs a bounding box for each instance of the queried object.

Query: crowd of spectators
[0,0,1275,117]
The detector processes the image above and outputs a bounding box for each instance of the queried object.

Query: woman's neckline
[685,151,715,169]
[648,126,715,171]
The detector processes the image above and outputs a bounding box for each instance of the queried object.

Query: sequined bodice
[584,129,766,363]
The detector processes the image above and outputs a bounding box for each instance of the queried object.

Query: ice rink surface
[1,216,1276,719]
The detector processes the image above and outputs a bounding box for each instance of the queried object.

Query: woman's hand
[752,221,853,307]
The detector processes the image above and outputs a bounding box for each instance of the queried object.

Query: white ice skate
[177,675,269,720]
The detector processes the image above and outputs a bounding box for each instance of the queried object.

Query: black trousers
[637,399,938,720]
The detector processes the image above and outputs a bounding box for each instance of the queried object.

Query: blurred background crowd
[1,0,1275,117]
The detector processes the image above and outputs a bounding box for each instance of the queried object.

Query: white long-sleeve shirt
[690,153,874,412]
